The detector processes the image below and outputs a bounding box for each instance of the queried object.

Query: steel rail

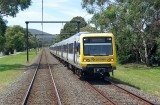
[75,75,116,105]
[21,49,44,105]
[84,81,116,105]
[44,49,62,105]
[85,82,116,105]
[105,77,155,105]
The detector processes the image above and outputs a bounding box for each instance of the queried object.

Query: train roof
[63,32,113,40]
[51,32,114,46]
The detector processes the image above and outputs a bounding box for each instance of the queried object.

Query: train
[49,32,116,78]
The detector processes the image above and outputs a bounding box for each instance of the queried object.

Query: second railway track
[81,76,156,105]
[104,77,155,105]
[22,49,62,105]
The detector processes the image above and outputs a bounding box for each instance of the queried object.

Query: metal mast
[42,0,44,47]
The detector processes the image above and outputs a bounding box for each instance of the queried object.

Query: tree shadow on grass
[0,64,24,72]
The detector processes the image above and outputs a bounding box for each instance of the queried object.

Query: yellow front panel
[80,56,116,67]
[79,33,116,68]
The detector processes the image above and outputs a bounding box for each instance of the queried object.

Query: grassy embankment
[0,50,38,92]
[112,63,160,98]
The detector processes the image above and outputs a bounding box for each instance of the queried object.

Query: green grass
[111,63,160,98]
[0,49,38,91]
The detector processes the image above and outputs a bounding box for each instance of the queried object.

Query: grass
[0,49,38,92]
[111,63,160,98]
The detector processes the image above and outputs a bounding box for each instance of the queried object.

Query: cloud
[34,0,70,8]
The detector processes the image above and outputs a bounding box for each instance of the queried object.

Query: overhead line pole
[42,0,44,47]
[26,22,29,62]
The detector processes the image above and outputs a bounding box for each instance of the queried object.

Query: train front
[80,33,116,77]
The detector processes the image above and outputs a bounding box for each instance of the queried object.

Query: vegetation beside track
[0,49,38,92]
[111,63,160,98]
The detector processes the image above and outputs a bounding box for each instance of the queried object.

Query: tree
[58,16,87,41]
[80,24,98,33]
[118,0,160,66]
[0,16,6,52]
[82,0,109,14]
[5,25,36,54]
[28,34,37,49]
[81,0,160,66]
[0,0,31,17]
[0,0,31,53]
[5,25,26,54]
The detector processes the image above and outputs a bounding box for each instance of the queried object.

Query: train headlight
[108,58,114,62]
[83,59,90,62]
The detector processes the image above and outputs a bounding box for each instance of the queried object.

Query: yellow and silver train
[50,32,116,77]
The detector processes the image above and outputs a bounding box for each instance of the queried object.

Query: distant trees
[5,25,26,54]
[3,25,36,55]
[82,0,160,66]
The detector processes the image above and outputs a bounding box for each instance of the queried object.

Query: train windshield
[83,37,112,56]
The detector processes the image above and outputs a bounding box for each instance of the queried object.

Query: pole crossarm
[25,20,80,24]
[35,33,76,35]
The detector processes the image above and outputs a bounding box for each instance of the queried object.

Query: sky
[4,0,93,34]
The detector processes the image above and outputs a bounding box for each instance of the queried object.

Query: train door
[76,40,80,65]
[74,41,76,63]
[61,45,63,58]
[67,43,68,60]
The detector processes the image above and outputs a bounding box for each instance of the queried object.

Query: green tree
[0,17,6,52]
[152,39,160,66]
[0,0,31,17]
[28,34,37,49]
[58,16,87,41]
[0,0,31,53]
[80,25,98,33]
[81,0,160,66]
[5,25,36,54]
[5,25,26,53]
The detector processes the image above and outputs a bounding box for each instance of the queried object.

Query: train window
[90,38,105,43]
[83,37,112,56]
[83,38,89,43]
[64,45,67,52]
[58,46,60,51]
[76,43,80,54]
[69,43,73,53]
[61,45,63,51]
[63,45,65,52]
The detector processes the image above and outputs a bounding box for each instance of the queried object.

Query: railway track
[104,77,155,105]
[73,75,115,105]
[76,75,155,105]
[83,78,155,105]
[21,49,62,105]
[83,79,116,105]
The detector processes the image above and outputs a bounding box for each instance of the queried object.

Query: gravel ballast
[47,50,105,105]
[117,84,160,104]
[26,50,58,105]
[47,49,160,105]
[0,66,35,105]
[1,48,160,105]
[0,52,41,105]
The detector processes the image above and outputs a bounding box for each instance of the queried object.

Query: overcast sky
[4,0,92,34]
